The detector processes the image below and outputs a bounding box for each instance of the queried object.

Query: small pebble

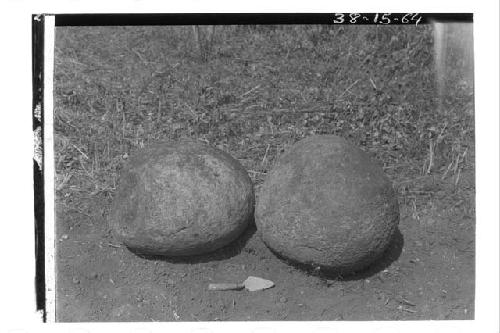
[61,234,69,240]
[72,277,80,284]
[279,297,287,303]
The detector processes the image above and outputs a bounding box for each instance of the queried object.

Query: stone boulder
[255,135,399,274]
[109,139,254,256]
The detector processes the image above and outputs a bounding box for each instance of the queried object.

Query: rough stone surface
[255,135,399,274]
[109,139,254,256]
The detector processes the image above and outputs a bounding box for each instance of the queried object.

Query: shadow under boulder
[268,227,404,281]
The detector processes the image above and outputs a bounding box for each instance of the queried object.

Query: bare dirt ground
[55,168,474,321]
[54,25,475,321]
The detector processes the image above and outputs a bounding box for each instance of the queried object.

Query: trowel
[208,276,274,292]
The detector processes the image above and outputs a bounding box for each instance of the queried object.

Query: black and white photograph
[46,14,480,323]
[1,0,499,331]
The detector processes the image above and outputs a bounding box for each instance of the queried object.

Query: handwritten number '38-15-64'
[333,13,422,25]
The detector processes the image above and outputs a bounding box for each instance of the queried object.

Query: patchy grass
[54,25,474,212]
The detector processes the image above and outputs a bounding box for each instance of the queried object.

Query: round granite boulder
[255,135,399,274]
[109,139,254,256]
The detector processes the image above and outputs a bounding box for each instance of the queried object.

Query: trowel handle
[208,283,245,291]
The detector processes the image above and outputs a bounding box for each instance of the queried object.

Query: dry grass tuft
[54,25,474,212]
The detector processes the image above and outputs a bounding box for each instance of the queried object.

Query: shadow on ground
[131,218,258,264]
[127,221,403,281]
[268,228,405,281]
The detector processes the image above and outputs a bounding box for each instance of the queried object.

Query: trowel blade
[243,276,274,291]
